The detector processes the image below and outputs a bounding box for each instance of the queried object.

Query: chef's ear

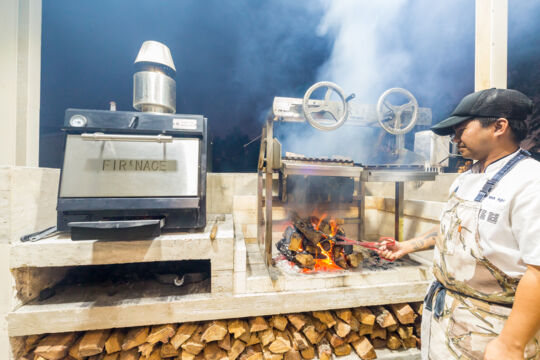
[493,118,510,137]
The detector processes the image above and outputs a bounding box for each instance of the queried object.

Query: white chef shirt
[448,149,540,278]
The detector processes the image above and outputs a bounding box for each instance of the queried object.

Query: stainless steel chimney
[133,41,176,114]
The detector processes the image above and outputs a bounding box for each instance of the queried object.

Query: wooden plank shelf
[7,278,430,337]
[10,214,234,270]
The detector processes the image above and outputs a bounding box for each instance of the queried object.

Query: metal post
[395,182,404,242]
[357,179,365,241]
[264,117,274,268]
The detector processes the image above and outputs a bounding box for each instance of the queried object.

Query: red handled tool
[334,235,396,262]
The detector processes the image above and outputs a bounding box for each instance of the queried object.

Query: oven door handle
[81,132,173,143]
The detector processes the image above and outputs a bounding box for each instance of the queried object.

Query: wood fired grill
[257,82,438,278]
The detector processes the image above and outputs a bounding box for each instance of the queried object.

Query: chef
[378,88,540,359]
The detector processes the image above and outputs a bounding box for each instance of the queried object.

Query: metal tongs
[334,235,396,262]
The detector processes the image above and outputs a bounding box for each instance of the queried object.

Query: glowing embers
[275,213,363,274]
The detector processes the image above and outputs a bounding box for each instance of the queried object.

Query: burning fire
[300,213,344,273]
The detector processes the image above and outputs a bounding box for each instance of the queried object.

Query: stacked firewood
[20,303,422,360]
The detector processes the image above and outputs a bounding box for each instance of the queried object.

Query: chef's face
[451,119,495,160]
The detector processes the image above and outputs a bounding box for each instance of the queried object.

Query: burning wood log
[288,232,303,252]
[346,253,363,268]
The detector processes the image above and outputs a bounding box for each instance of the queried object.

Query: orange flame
[301,241,343,273]
[315,213,327,231]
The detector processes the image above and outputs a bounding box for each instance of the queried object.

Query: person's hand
[376,239,410,261]
[484,337,524,360]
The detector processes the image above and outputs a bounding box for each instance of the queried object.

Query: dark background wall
[39,1,540,170]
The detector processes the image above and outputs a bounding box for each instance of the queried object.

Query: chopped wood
[371,338,387,349]
[414,318,422,338]
[258,328,275,347]
[240,344,263,360]
[268,331,291,354]
[334,319,351,338]
[283,349,301,360]
[373,306,398,328]
[325,330,345,348]
[105,329,125,354]
[122,327,150,351]
[24,334,45,353]
[301,323,323,345]
[139,343,155,358]
[311,311,336,328]
[228,320,249,339]
[286,314,307,331]
[346,253,363,268]
[390,303,417,325]
[228,339,246,360]
[351,336,376,360]
[119,348,140,360]
[181,328,205,355]
[171,323,199,350]
[288,233,303,252]
[262,346,283,360]
[79,329,111,356]
[68,336,84,360]
[218,333,231,351]
[162,342,180,358]
[358,324,373,336]
[270,316,288,332]
[316,338,331,360]
[294,254,314,269]
[371,324,387,340]
[289,329,309,351]
[201,321,228,342]
[88,354,105,360]
[386,333,402,350]
[344,331,360,344]
[411,302,423,316]
[34,332,76,360]
[334,309,352,324]
[402,335,418,349]
[145,348,161,360]
[181,350,196,360]
[352,308,375,326]
[203,342,227,360]
[397,326,414,339]
[349,315,360,332]
[239,327,253,343]
[311,317,327,333]
[104,353,120,360]
[246,333,261,346]
[249,317,269,333]
[147,324,177,345]
[300,346,315,360]
[386,324,399,332]
[333,343,352,356]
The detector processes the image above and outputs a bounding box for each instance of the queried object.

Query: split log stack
[20,302,422,360]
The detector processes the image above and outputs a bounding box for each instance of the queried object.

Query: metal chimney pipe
[133,41,176,114]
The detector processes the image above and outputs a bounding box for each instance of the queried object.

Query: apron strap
[474,149,531,202]
[424,280,446,319]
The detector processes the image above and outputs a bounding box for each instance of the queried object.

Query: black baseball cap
[431,88,533,136]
